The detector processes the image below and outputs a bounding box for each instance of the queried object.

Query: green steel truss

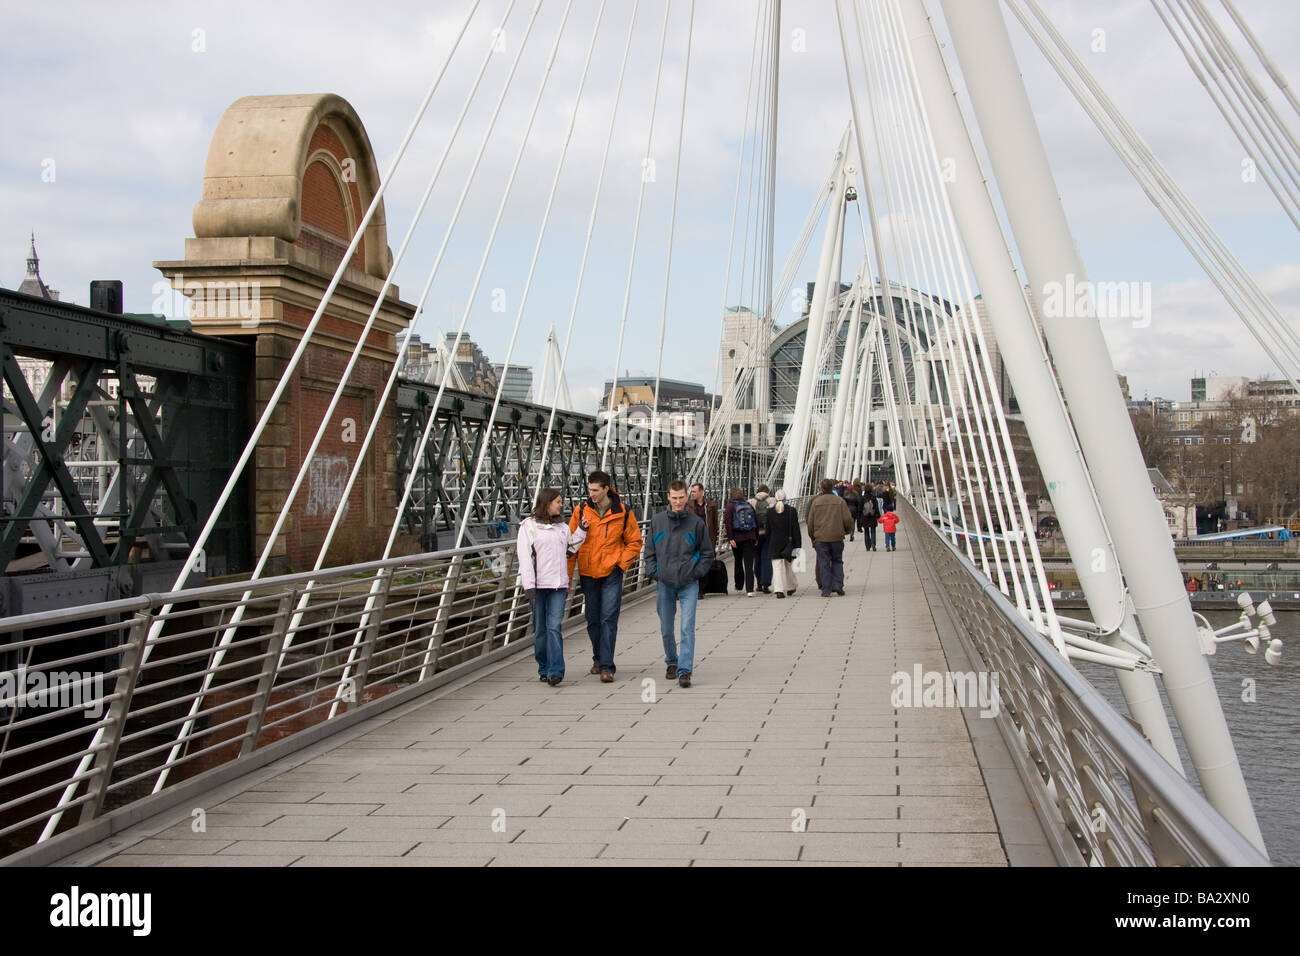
[0,289,249,614]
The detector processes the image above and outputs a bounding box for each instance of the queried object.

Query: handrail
[0,521,654,860]
[900,495,1269,866]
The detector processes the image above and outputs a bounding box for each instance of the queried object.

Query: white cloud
[4,0,1300,416]
[1103,264,1300,400]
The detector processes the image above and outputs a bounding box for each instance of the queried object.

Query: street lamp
[1220,462,1228,532]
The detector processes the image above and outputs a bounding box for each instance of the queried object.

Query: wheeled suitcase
[704,559,729,595]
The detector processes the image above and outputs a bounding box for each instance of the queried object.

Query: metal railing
[0,524,654,862]
[902,496,1269,866]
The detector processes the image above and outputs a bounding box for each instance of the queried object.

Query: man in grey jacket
[644,479,715,688]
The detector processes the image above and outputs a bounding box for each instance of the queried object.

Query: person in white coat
[518,489,587,685]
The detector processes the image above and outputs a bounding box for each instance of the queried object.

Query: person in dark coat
[859,482,880,551]
[766,488,802,598]
[689,482,721,598]
[724,486,759,595]
[842,483,862,542]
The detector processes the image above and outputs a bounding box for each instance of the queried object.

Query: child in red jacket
[879,511,900,552]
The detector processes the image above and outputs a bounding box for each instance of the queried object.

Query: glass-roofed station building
[713,278,1036,499]
[718,281,955,477]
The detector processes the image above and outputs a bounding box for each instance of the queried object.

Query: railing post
[78,609,149,824]
[240,589,294,756]
[350,567,392,711]
[1058,696,1122,865]
[420,552,464,680]
[481,550,511,657]
[1131,779,1196,866]
[499,545,528,647]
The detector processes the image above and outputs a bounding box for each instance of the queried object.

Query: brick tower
[156,94,417,574]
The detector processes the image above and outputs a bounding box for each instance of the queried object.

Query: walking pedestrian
[766,488,802,598]
[880,506,900,552]
[752,484,774,593]
[688,482,720,597]
[842,482,862,543]
[881,482,897,513]
[724,486,759,596]
[806,477,854,596]
[859,483,880,551]
[644,479,714,689]
[518,488,587,686]
[568,470,643,682]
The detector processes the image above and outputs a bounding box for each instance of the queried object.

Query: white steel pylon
[534,324,574,412]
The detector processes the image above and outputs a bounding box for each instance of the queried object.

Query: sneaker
[590,662,601,675]
[538,675,548,682]
[835,588,845,596]
[776,592,785,599]
[600,671,614,683]
[746,591,755,597]
[788,589,796,596]
[666,665,678,679]
[678,671,691,688]
[548,675,563,686]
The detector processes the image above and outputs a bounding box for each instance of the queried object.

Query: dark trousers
[580,568,624,673]
[814,540,845,594]
[755,536,772,589]
[732,540,756,593]
[863,522,877,549]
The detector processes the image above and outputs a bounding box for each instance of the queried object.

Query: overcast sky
[4,0,1299,410]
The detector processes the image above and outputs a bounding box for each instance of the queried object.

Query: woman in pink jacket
[519,488,587,685]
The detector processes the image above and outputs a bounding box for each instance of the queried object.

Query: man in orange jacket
[569,470,644,681]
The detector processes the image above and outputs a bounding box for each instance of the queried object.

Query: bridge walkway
[58,531,1053,867]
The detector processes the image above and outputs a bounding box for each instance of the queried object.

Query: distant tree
[1129,409,1172,475]
[1235,414,1300,524]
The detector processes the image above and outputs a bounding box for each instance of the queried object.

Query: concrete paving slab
[81,535,1042,868]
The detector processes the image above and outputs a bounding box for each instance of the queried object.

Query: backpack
[753,497,769,533]
[732,500,757,532]
[863,496,878,518]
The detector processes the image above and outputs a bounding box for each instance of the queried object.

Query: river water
[1075,610,1298,865]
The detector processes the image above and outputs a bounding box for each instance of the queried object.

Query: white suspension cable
[536,1,644,512]
[701,0,768,503]
[867,0,1021,606]
[844,0,975,560]
[453,0,611,558]
[1154,0,1300,230]
[835,4,925,500]
[642,0,697,526]
[1010,0,1300,394]
[881,0,1058,633]
[1219,0,1300,119]
[600,0,675,471]
[45,0,486,825]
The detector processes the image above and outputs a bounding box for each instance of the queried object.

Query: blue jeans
[814,540,844,594]
[755,536,772,589]
[531,588,568,679]
[885,532,896,550]
[581,567,624,673]
[657,580,699,674]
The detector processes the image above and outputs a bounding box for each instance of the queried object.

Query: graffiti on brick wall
[305,454,351,518]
